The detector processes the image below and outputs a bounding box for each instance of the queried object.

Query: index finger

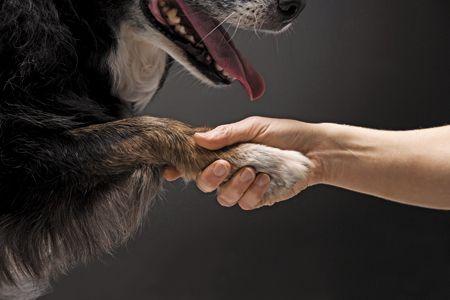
[196,160,231,193]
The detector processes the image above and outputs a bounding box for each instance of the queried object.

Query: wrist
[310,123,402,188]
[298,122,340,186]
[305,122,377,186]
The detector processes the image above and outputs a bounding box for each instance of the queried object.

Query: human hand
[190,117,323,210]
[166,118,450,211]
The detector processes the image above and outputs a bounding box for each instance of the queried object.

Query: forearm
[312,123,450,210]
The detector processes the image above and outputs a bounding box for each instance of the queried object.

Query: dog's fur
[0,0,308,298]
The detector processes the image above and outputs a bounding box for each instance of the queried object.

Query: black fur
[0,0,168,297]
[0,0,303,298]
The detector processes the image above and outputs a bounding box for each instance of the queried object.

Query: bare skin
[164,117,450,211]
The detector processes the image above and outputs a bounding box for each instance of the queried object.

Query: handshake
[164,117,450,211]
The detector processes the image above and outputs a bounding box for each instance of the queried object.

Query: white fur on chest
[108,23,167,112]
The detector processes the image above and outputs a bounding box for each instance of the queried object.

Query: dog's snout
[277,0,305,23]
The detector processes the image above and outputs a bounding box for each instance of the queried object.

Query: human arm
[185,117,450,210]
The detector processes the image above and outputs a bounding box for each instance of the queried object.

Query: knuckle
[243,116,269,139]
[216,125,230,136]
[245,116,262,124]
[218,187,238,203]
[226,179,249,198]
[231,184,246,196]
[237,168,256,185]
[197,173,219,190]
[212,125,233,145]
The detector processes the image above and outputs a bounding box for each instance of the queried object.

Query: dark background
[43,0,450,299]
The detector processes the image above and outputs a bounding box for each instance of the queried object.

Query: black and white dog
[0,0,307,298]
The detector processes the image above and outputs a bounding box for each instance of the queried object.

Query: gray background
[43,0,450,299]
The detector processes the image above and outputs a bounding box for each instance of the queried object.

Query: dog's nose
[277,0,305,23]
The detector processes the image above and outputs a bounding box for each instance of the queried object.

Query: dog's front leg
[72,116,313,204]
[1,116,209,294]
[1,115,311,295]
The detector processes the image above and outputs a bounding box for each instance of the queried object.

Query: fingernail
[257,174,270,187]
[240,168,255,183]
[213,163,227,177]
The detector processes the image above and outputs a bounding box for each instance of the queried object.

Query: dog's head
[105,0,304,110]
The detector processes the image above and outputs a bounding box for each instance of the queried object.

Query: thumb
[194,117,264,150]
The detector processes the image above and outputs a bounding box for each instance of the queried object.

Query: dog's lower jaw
[138,22,224,88]
[108,20,224,114]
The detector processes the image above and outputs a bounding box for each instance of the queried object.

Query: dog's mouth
[146,0,265,100]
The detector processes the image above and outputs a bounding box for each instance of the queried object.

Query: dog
[0,0,308,298]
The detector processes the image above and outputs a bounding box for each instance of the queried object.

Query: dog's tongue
[175,0,265,100]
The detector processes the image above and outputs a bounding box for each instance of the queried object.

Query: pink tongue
[174,0,266,100]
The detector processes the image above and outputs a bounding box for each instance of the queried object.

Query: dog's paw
[225,143,312,205]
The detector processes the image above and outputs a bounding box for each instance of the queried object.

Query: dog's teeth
[175,25,187,35]
[215,63,224,72]
[166,8,181,25]
[205,55,212,64]
[166,8,178,17]
[186,35,195,44]
[224,73,235,81]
